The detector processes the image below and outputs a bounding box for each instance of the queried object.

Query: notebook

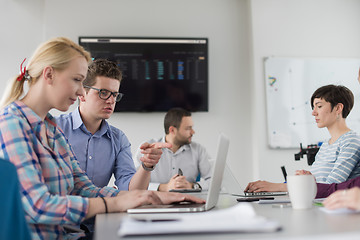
[127,133,230,214]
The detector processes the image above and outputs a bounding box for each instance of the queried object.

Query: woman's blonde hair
[0,37,92,108]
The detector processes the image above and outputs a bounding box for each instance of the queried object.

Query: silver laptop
[229,182,287,197]
[222,164,287,197]
[241,191,288,197]
[127,133,230,214]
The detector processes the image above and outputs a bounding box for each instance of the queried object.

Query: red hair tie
[16,58,27,81]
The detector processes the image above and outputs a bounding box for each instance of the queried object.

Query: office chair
[0,159,31,240]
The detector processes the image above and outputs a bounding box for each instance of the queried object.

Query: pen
[281,166,287,182]
[178,168,183,176]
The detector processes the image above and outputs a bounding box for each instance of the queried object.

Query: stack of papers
[118,203,281,236]
[319,207,360,214]
[258,197,291,204]
[314,198,360,214]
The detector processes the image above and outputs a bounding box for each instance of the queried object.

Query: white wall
[2,0,359,189]
[250,0,360,182]
[0,0,44,83]
[0,0,253,186]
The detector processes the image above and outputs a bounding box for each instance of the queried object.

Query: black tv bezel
[78,36,209,112]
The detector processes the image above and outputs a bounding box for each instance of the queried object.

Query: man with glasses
[56,59,171,191]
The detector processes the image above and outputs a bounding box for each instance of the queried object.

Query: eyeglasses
[84,85,124,102]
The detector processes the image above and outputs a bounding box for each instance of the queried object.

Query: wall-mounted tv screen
[79,37,208,112]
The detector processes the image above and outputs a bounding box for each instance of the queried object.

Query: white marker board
[264,57,360,148]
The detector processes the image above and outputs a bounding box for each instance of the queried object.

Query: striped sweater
[311,130,360,184]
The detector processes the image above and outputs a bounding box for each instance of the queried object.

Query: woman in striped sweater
[245,84,360,193]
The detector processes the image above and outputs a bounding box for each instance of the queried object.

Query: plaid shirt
[0,101,119,240]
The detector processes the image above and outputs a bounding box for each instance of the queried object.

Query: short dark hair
[164,108,191,134]
[311,84,354,118]
[83,59,122,89]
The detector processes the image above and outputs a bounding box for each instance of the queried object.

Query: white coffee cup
[287,175,317,210]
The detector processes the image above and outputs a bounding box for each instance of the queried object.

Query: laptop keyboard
[135,202,205,209]
[244,192,288,196]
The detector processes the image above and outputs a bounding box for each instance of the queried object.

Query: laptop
[127,133,230,214]
[222,164,287,197]
[241,191,288,197]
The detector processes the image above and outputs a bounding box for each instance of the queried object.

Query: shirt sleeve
[0,116,88,225]
[134,140,161,191]
[134,143,143,170]
[325,138,360,183]
[148,182,161,191]
[69,144,120,198]
[316,176,360,198]
[113,131,136,190]
[196,144,212,190]
[54,125,120,198]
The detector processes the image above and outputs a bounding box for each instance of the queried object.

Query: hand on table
[323,187,360,211]
[158,174,193,192]
[245,180,287,192]
[112,189,205,212]
[295,169,312,175]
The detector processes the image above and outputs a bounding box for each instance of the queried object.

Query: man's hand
[139,142,172,168]
[172,175,193,189]
[158,174,193,191]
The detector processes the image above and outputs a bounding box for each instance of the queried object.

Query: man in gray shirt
[135,108,212,191]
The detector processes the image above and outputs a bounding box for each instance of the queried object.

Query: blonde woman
[0,37,204,239]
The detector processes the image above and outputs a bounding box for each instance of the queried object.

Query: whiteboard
[264,57,360,148]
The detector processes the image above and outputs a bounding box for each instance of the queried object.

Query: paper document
[118,203,281,236]
[314,198,360,214]
[319,207,360,214]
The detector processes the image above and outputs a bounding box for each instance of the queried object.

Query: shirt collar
[14,101,56,128]
[179,143,190,152]
[72,106,111,137]
[163,135,190,153]
[13,101,57,148]
[97,119,110,137]
[71,107,84,130]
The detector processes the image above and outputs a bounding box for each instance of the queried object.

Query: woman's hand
[295,170,312,175]
[156,191,205,205]
[111,190,163,212]
[323,187,360,211]
[244,180,287,192]
[110,190,205,212]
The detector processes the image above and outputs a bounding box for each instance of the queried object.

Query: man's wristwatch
[141,162,155,171]
[193,182,202,190]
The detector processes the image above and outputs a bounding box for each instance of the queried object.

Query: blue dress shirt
[56,107,136,190]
